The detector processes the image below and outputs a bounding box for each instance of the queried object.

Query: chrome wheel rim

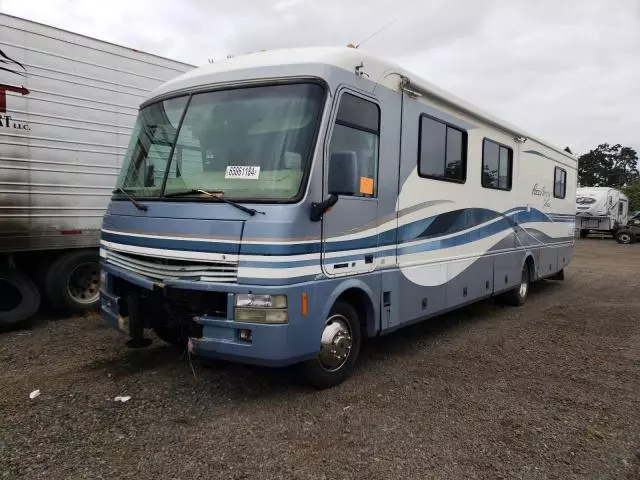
[319,315,353,372]
[519,269,528,298]
[67,262,100,304]
[619,233,631,244]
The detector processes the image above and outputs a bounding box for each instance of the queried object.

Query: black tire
[615,231,635,244]
[503,262,530,306]
[0,269,41,326]
[296,300,362,390]
[579,229,589,238]
[44,249,100,313]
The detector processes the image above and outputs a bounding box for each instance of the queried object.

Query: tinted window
[554,167,567,198]
[482,139,512,190]
[418,115,466,182]
[328,93,380,198]
[336,93,380,133]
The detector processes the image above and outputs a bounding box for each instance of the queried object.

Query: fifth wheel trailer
[0,13,193,325]
[575,187,628,238]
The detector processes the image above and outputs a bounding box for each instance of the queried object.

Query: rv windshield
[115,83,325,201]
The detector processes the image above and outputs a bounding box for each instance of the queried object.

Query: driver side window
[327,93,380,198]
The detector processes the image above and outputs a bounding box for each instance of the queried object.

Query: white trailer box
[0,13,193,324]
[576,187,628,237]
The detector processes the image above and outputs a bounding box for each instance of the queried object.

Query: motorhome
[575,187,628,237]
[0,13,193,325]
[99,47,577,388]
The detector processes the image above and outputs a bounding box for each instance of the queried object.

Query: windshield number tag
[225,166,261,180]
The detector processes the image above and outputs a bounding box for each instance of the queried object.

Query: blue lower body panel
[100,266,324,367]
[189,317,314,366]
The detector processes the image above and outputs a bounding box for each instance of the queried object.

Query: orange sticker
[359,176,374,195]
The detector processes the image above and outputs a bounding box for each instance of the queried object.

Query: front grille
[104,249,238,283]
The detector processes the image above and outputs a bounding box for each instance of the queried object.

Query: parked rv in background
[575,187,628,238]
[0,13,193,325]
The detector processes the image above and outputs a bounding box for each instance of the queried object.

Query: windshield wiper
[164,189,264,216]
[112,187,148,211]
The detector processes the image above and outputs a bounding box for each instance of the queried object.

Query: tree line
[573,143,640,211]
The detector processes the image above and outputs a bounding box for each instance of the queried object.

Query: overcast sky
[1,0,639,155]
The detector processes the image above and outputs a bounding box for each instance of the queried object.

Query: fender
[519,249,536,280]
[321,277,379,337]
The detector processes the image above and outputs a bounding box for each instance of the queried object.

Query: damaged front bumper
[100,263,322,367]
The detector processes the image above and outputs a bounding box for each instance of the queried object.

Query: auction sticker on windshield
[225,166,261,179]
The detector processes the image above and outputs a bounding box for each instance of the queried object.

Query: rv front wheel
[503,263,530,306]
[296,300,362,390]
[579,229,589,238]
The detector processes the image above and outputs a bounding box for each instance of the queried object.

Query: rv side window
[418,115,466,183]
[482,139,512,191]
[554,167,567,199]
[327,93,380,198]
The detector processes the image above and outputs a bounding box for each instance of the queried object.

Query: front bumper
[100,266,323,367]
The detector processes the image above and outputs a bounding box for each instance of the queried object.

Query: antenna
[353,19,397,49]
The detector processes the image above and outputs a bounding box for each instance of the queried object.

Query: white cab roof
[153,47,575,161]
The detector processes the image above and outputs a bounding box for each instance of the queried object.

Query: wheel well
[525,255,535,281]
[336,287,375,337]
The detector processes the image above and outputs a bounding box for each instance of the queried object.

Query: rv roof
[153,47,575,161]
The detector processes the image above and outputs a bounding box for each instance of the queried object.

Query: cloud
[1,0,639,154]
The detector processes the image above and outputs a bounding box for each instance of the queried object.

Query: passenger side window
[418,115,466,182]
[482,139,512,190]
[554,166,567,199]
[327,93,380,197]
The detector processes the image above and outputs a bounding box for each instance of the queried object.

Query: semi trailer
[0,13,193,325]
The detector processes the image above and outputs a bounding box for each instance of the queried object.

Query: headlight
[235,294,287,309]
[234,294,288,324]
[100,270,106,290]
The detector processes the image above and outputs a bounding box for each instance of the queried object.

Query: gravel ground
[1,239,639,480]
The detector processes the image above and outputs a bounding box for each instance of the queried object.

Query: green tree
[623,181,640,213]
[578,143,639,187]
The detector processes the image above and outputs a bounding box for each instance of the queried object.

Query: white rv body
[0,13,193,323]
[576,187,628,234]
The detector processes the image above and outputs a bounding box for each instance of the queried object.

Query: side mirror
[328,151,358,196]
[310,195,338,222]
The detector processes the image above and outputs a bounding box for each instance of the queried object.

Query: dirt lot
[1,239,639,480]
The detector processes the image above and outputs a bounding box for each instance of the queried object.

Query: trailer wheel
[0,269,41,326]
[615,231,635,244]
[579,229,589,238]
[296,300,362,390]
[44,250,100,313]
[503,262,530,307]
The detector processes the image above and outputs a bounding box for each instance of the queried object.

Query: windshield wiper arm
[112,187,148,211]
[164,189,264,216]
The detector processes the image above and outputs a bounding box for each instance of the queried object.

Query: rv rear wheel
[296,300,362,390]
[503,263,530,306]
[0,269,41,326]
[44,250,100,313]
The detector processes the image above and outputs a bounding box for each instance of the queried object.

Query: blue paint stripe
[102,206,569,257]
